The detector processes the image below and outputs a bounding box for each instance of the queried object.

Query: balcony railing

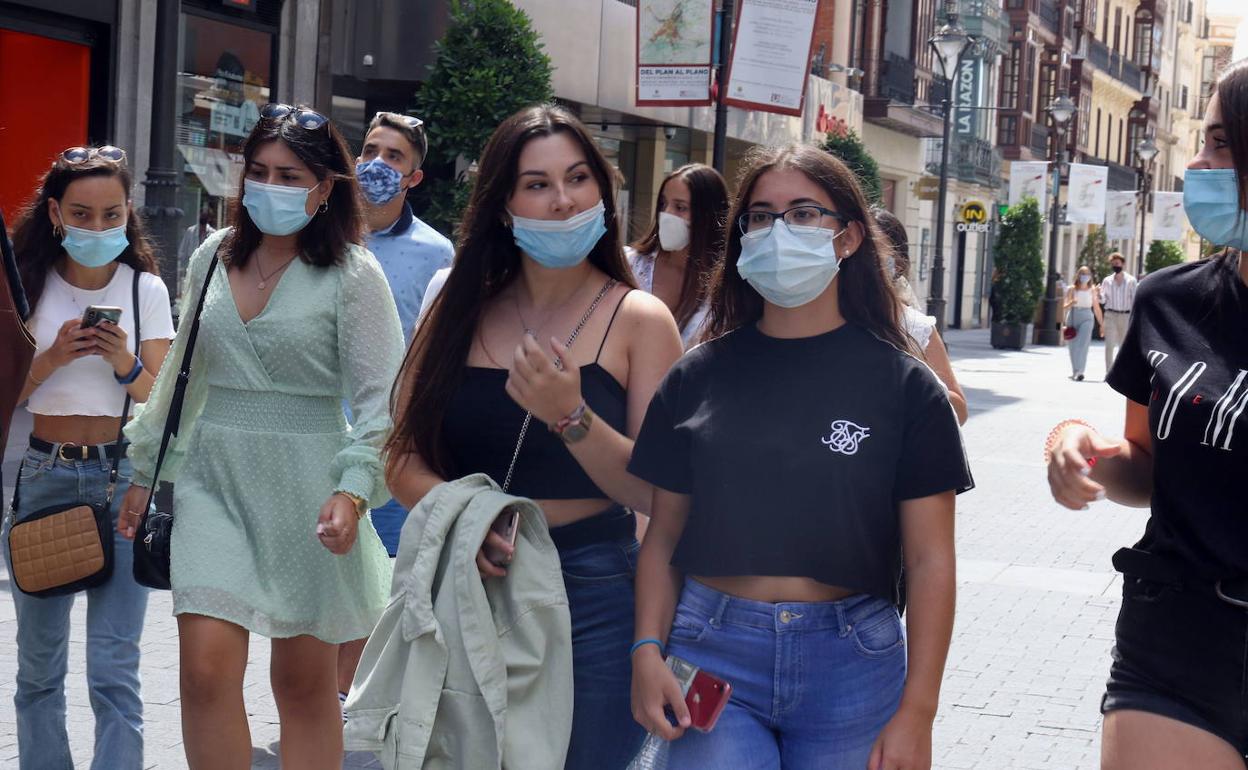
[925,136,1005,187]
[880,53,916,105]
[1086,38,1143,91]
[1038,0,1060,33]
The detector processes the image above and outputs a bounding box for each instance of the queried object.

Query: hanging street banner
[1065,163,1109,225]
[636,0,715,106]
[953,58,981,138]
[1008,161,1049,210]
[1151,191,1187,241]
[1105,191,1138,240]
[724,0,820,117]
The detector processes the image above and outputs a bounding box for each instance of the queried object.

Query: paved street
[0,328,1138,769]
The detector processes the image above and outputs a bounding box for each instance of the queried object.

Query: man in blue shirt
[338,112,453,711]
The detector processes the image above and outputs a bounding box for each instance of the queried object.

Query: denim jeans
[369,497,408,557]
[2,445,148,770]
[665,578,906,770]
[558,537,647,770]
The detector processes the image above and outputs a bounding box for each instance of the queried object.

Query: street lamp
[926,11,973,334]
[1037,92,1077,346]
[1135,135,1158,275]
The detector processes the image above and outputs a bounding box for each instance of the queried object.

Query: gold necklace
[255,252,296,291]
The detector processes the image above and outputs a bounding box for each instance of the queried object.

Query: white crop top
[26,264,175,417]
[1072,287,1094,308]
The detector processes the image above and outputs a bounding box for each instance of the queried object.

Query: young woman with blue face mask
[629,144,972,770]
[115,105,405,769]
[6,146,175,769]
[1063,264,1104,381]
[386,104,683,769]
[1046,59,1248,769]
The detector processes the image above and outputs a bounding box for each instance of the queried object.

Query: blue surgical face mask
[737,223,845,308]
[356,157,406,206]
[243,178,316,236]
[509,200,607,269]
[60,223,129,268]
[1183,168,1248,251]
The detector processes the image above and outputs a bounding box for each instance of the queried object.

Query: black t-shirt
[628,322,974,602]
[1106,255,1248,579]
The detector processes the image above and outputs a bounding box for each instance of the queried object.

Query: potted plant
[1145,239,1186,273]
[990,198,1045,350]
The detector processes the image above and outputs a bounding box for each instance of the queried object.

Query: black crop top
[442,296,631,500]
[628,323,974,602]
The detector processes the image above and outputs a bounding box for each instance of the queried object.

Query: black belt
[29,435,125,463]
[549,504,635,551]
[1113,547,1248,608]
[1104,309,1131,313]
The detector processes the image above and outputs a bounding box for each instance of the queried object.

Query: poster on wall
[724,0,820,117]
[636,0,715,106]
[1065,163,1109,225]
[1008,161,1049,210]
[1151,191,1187,241]
[1105,191,1138,240]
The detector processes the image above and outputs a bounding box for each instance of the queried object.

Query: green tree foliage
[822,129,882,204]
[1145,239,1185,273]
[993,198,1046,324]
[414,0,554,238]
[1079,225,1113,282]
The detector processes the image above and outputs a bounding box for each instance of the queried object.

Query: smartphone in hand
[81,305,123,328]
[485,507,521,567]
[666,655,733,733]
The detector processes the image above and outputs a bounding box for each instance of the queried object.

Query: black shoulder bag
[132,253,217,590]
[7,271,141,597]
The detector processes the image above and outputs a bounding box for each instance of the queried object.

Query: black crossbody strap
[141,253,218,515]
[103,270,142,505]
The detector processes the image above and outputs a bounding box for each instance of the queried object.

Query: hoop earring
[52,224,63,239]
[318,199,329,214]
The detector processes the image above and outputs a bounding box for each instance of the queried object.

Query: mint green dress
[125,228,404,642]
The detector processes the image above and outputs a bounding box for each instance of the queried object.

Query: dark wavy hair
[223,107,364,269]
[13,151,158,310]
[1205,58,1248,319]
[630,163,729,330]
[701,144,914,355]
[387,104,635,479]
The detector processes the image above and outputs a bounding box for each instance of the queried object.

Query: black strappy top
[441,293,631,500]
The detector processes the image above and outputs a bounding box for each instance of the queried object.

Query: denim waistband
[549,504,634,551]
[678,577,888,634]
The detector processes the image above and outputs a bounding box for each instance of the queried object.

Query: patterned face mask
[356,158,407,205]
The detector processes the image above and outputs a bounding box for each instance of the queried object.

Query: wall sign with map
[636,0,715,106]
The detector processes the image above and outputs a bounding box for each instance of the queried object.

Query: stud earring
[318,199,329,214]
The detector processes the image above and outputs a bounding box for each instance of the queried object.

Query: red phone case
[685,669,732,732]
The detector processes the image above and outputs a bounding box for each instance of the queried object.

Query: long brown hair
[630,163,729,330]
[701,144,913,355]
[387,104,635,479]
[1217,58,1248,213]
[13,152,158,311]
[223,107,364,269]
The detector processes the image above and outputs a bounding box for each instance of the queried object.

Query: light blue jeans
[665,578,906,769]
[2,444,148,770]
[1067,306,1095,377]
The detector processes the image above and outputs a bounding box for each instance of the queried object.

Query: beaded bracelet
[629,637,664,657]
[1043,418,1096,465]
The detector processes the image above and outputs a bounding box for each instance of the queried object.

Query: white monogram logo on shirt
[821,420,871,455]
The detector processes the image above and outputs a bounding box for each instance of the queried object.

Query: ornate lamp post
[1037,92,1076,346]
[1135,135,1158,275]
[926,10,973,334]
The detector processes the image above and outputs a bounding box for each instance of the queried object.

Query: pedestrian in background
[873,207,968,424]
[1046,58,1248,769]
[626,163,728,348]
[1063,264,1103,381]
[5,145,175,769]
[386,104,683,769]
[629,144,972,769]
[336,110,454,713]
[117,105,404,770]
[177,206,216,270]
[1099,252,1136,371]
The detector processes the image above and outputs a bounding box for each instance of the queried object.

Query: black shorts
[1102,574,1248,755]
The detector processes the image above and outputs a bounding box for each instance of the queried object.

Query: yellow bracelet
[336,491,367,519]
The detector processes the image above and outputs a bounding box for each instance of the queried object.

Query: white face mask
[657,211,691,252]
[737,224,845,308]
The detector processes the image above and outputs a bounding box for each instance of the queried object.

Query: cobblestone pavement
[1,328,1136,768]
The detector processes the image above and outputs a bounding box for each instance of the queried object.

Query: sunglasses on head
[60,146,127,165]
[260,103,329,130]
[376,112,424,131]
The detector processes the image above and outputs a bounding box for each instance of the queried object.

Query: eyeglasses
[737,205,845,237]
[375,112,424,131]
[60,146,127,165]
[260,103,329,130]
